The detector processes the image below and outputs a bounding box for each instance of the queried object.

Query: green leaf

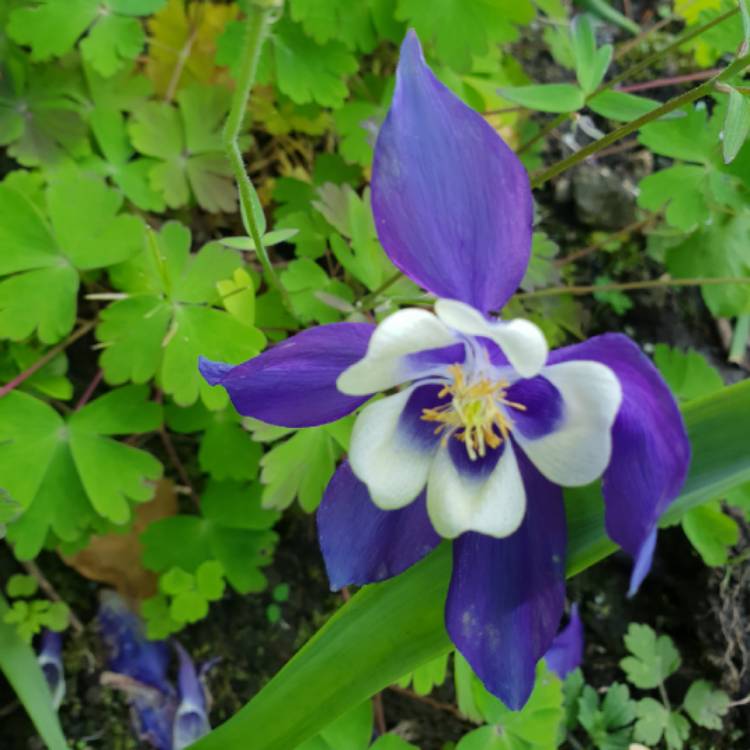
[588,90,665,122]
[633,697,668,745]
[8,0,163,75]
[681,501,739,565]
[638,104,718,164]
[683,680,729,729]
[280,259,355,323]
[578,683,635,750]
[295,701,373,750]
[664,711,691,750]
[396,0,535,72]
[334,100,380,166]
[189,379,750,750]
[171,589,209,623]
[260,426,343,512]
[89,107,165,212]
[161,567,195,595]
[260,18,358,108]
[396,651,448,695]
[620,624,681,689]
[0,175,143,343]
[653,345,723,402]
[0,59,89,166]
[141,480,278,595]
[98,222,265,407]
[470,662,564,749]
[129,85,235,211]
[571,14,612,94]
[6,574,39,598]
[1,388,162,558]
[289,0,377,52]
[499,83,585,113]
[196,560,226,601]
[637,164,710,231]
[1,343,73,401]
[0,595,69,750]
[218,268,256,327]
[723,87,750,164]
[666,215,750,317]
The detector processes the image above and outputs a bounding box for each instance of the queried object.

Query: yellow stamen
[421,364,526,460]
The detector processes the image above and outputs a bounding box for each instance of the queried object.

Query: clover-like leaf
[129,85,236,212]
[682,501,739,566]
[683,680,730,730]
[89,107,165,211]
[458,662,563,749]
[290,0,378,52]
[166,400,262,481]
[8,0,165,76]
[653,345,724,402]
[146,0,238,96]
[397,0,535,71]
[0,174,144,343]
[0,388,162,559]
[141,480,278,594]
[260,423,350,512]
[621,624,681,689]
[97,221,266,407]
[0,61,89,166]
[257,18,358,108]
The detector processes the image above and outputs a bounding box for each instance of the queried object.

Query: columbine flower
[199,31,689,709]
[98,592,211,749]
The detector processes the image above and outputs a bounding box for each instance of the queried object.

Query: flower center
[421,364,526,461]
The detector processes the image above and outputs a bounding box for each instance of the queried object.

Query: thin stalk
[515,276,750,300]
[0,320,96,399]
[616,67,721,93]
[223,2,288,305]
[531,50,750,188]
[517,6,740,155]
[358,270,404,309]
[729,314,750,363]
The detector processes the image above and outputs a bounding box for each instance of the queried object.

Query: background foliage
[1,0,750,748]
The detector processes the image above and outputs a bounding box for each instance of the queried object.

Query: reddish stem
[617,68,722,93]
[0,320,96,399]
[75,369,103,411]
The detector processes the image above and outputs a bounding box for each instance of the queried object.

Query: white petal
[514,360,622,486]
[435,298,548,377]
[426,441,526,539]
[337,308,457,395]
[349,387,435,509]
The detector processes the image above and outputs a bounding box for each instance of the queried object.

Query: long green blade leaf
[190,379,750,750]
[0,596,69,750]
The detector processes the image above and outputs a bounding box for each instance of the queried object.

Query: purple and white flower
[200,31,690,709]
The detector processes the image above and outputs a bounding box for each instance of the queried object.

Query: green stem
[515,276,750,300]
[358,270,404,309]
[517,6,740,155]
[223,2,288,305]
[531,50,750,188]
[729,314,750,363]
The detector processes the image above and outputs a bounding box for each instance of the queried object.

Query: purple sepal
[198,322,374,428]
[37,630,65,711]
[317,461,441,590]
[544,604,584,680]
[371,31,533,313]
[173,643,210,750]
[445,450,566,709]
[549,334,690,593]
